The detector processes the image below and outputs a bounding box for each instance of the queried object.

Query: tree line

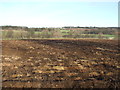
[1,25,119,40]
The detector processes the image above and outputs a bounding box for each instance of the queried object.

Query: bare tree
[52,29,62,38]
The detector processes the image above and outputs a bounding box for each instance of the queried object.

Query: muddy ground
[2,39,120,88]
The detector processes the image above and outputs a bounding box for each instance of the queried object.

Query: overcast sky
[0,0,118,27]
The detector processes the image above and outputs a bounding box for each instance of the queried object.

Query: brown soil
[2,39,120,88]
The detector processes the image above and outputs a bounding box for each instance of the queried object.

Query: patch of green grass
[102,34,115,37]
[60,30,71,33]
[34,31,42,34]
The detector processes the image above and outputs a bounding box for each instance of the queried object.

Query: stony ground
[2,39,120,88]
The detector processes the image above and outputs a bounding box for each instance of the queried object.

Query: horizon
[0,0,118,27]
[1,25,118,28]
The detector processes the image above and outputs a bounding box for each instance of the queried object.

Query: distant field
[1,30,117,40]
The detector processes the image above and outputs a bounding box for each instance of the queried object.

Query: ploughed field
[2,39,120,88]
